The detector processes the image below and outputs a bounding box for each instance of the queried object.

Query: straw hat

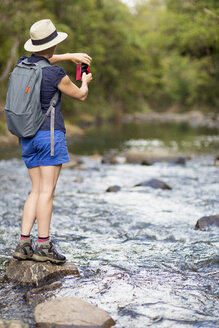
[24,19,68,52]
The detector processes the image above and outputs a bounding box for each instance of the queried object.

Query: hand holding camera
[81,71,92,85]
[76,63,91,81]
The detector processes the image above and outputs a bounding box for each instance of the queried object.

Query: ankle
[20,234,30,240]
[38,236,50,243]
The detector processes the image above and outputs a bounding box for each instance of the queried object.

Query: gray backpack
[5,58,58,156]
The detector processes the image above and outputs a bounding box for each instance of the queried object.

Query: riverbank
[0,121,85,148]
[121,110,219,130]
[0,110,218,149]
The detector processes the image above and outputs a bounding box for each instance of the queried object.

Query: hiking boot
[32,239,66,264]
[13,238,34,260]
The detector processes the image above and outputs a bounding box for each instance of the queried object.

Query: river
[0,121,219,327]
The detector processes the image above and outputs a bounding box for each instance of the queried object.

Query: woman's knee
[39,186,55,199]
[30,189,40,198]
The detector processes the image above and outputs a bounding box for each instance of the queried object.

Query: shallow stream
[0,122,219,327]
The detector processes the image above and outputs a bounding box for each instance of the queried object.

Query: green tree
[0,0,218,126]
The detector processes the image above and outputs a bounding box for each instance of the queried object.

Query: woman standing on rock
[12,19,92,264]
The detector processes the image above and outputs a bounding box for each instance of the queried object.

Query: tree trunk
[0,39,19,83]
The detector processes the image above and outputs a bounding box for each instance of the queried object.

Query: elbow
[79,91,88,102]
[80,95,87,102]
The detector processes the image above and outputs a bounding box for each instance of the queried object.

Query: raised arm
[49,53,92,66]
[58,72,92,101]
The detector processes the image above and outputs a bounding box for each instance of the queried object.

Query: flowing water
[0,122,219,327]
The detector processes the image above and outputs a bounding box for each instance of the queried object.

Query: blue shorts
[20,130,70,169]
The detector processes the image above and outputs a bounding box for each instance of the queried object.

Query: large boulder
[0,320,28,328]
[24,281,62,306]
[134,178,172,190]
[4,259,79,287]
[195,215,219,230]
[34,297,115,328]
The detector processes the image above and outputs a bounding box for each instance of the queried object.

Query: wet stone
[24,281,62,307]
[106,185,121,192]
[62,153,83,169]
[34,297,116,328]
[0,320,28,328]
[141,159,153,166]
[174,156,186,165]
[195,214,219,230]
[124,151,186,165]
[4,259,79,287]
[101,155,120,165]
[134,178,172,190]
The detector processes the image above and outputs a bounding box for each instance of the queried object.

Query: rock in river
[195,214,219,230]
[101,155,120,165]
[135,178,172,190]
[62,153,83,169]
[25,281,62,306]
[106,185,121,192]
[125,150,186,165]
[34,297,115,328]
[4,259,79,287]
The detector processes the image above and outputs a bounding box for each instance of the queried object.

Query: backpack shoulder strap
[20,58,51,68]
[15,58,37,69]
[45,91,59,156]
[36,59,51,68]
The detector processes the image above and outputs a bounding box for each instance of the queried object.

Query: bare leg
[21,167,40,235]
[14,165,62,261]
[36,165,62,237]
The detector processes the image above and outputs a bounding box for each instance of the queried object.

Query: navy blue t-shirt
[17,54,66,133]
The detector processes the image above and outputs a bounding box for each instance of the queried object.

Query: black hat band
[31,30,58,46]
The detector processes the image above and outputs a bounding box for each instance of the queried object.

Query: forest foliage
[0,0,218,123]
